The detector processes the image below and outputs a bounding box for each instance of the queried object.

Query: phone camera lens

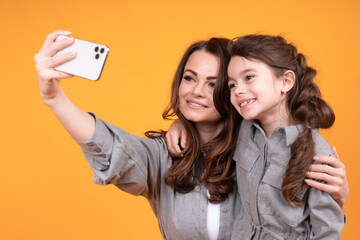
[95,54,100,59]
[100,48,105,54]
[95,46,99,52]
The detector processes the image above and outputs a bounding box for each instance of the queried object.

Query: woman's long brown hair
[146,38,241,203]
[230,35,335,206]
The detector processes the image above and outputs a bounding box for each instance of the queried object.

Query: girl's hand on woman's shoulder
[305,146,348,213]
[165,119,187,156]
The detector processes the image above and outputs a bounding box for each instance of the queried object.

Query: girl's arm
[35,30,95,142]
[165,119,187,155]
[305,146,348,213]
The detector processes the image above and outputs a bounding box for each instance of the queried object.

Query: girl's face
[179,50,222,126]
[227,56,288,125]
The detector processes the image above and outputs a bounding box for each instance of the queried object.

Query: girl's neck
[258,105,293,139]
[195,121,224,144]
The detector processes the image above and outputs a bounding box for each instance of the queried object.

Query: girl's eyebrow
[228,68,256,81]
[184,69,217,80]
[240,68,257,75]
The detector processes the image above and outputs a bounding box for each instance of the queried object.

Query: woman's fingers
[41,36,75,57]
[40,30,71,52]
[306,170,342,186]
[332,145,340,159]
[304,179,340,195]
[45,51,77,68]
[313,155,341,168]
[39,68,73,80]
[308,163,338,177]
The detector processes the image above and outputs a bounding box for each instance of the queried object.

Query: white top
[207,190,220,240]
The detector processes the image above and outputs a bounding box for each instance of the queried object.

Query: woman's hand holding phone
[34,30,76,105]
[34,30,96,142]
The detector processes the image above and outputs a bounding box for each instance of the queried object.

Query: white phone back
[54,35,109,81]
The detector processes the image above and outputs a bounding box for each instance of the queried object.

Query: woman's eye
[184,76,194,81]
[245,75,254,80]
[208,82,216,88]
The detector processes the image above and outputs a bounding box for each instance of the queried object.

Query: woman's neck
[195,121,224,144]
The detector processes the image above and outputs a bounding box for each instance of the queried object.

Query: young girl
[227,34,344,239]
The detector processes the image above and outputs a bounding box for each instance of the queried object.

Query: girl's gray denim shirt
[231,120,344,240]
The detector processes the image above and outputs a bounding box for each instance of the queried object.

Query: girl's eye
[245,75,254,80]
[183,76,194,82]
[228,83,237,89]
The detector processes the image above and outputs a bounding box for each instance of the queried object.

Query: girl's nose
[234,85,247,96]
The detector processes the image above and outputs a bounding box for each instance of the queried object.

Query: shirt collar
[249,120,305,146]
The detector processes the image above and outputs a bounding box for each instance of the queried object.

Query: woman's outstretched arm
[35,30,95,141]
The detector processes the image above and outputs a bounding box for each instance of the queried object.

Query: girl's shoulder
[311,129,334,156]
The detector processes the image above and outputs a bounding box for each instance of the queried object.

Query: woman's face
[178,50,222,126]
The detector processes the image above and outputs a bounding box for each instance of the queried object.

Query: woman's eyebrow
[184,69,197,76]
[184,69,217,80]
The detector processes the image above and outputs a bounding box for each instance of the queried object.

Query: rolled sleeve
[76,113,167,199]
[77,113,114,170]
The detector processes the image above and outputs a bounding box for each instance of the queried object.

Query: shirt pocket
[234,140,260,172]
[259,163,305,228]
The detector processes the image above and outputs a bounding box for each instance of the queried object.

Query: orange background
[1,0,359,239]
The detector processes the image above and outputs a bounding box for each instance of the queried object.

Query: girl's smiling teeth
[240,99,256,107]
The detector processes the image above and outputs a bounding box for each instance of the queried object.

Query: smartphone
[54,35,109,81]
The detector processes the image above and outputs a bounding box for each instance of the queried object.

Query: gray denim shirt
[77,114,241,240]
[231,120,344,240]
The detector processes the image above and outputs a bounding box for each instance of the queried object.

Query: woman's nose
[192,82,206,97]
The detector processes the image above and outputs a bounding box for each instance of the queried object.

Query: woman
[35,30,239,239]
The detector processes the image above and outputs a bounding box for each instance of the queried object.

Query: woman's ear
[281,70,296,94]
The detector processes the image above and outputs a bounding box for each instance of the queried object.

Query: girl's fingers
[40,30,71,51]
[180,130,187,149]
[165,132,181,154]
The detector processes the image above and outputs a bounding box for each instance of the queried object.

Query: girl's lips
[238,98,256,108]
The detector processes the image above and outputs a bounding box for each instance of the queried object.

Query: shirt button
[222,208,228,213]
[87,142,95,147]
[98,179,105,184]
[94,148,101,153]
[101,154,106,158]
